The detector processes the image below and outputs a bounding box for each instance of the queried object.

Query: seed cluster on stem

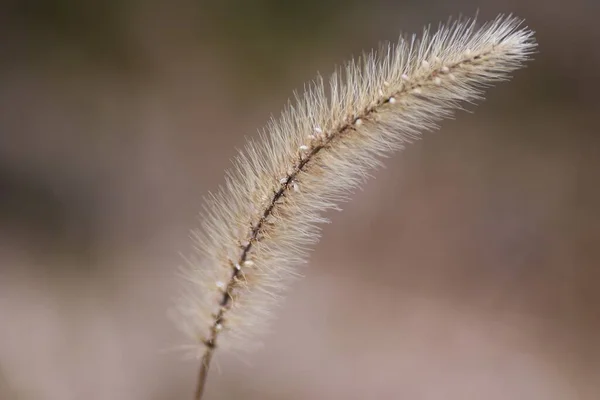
[174,15,537,399]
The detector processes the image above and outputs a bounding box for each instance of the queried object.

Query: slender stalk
[194,348,213,400]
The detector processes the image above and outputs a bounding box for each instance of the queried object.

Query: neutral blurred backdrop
[1,0,599,399]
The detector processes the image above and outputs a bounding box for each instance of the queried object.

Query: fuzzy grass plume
[175,14,536,399]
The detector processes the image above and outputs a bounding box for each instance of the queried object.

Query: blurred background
[0,0,599,399]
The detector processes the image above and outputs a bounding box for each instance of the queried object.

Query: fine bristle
[175,15,537,358]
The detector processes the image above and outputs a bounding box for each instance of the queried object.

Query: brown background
[0,0,599,399]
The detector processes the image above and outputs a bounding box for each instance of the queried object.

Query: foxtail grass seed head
[175,14,536,398]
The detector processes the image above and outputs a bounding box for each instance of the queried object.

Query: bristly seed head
[175,14,536,365]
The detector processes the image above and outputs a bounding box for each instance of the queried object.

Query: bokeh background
[1,0,599,399]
